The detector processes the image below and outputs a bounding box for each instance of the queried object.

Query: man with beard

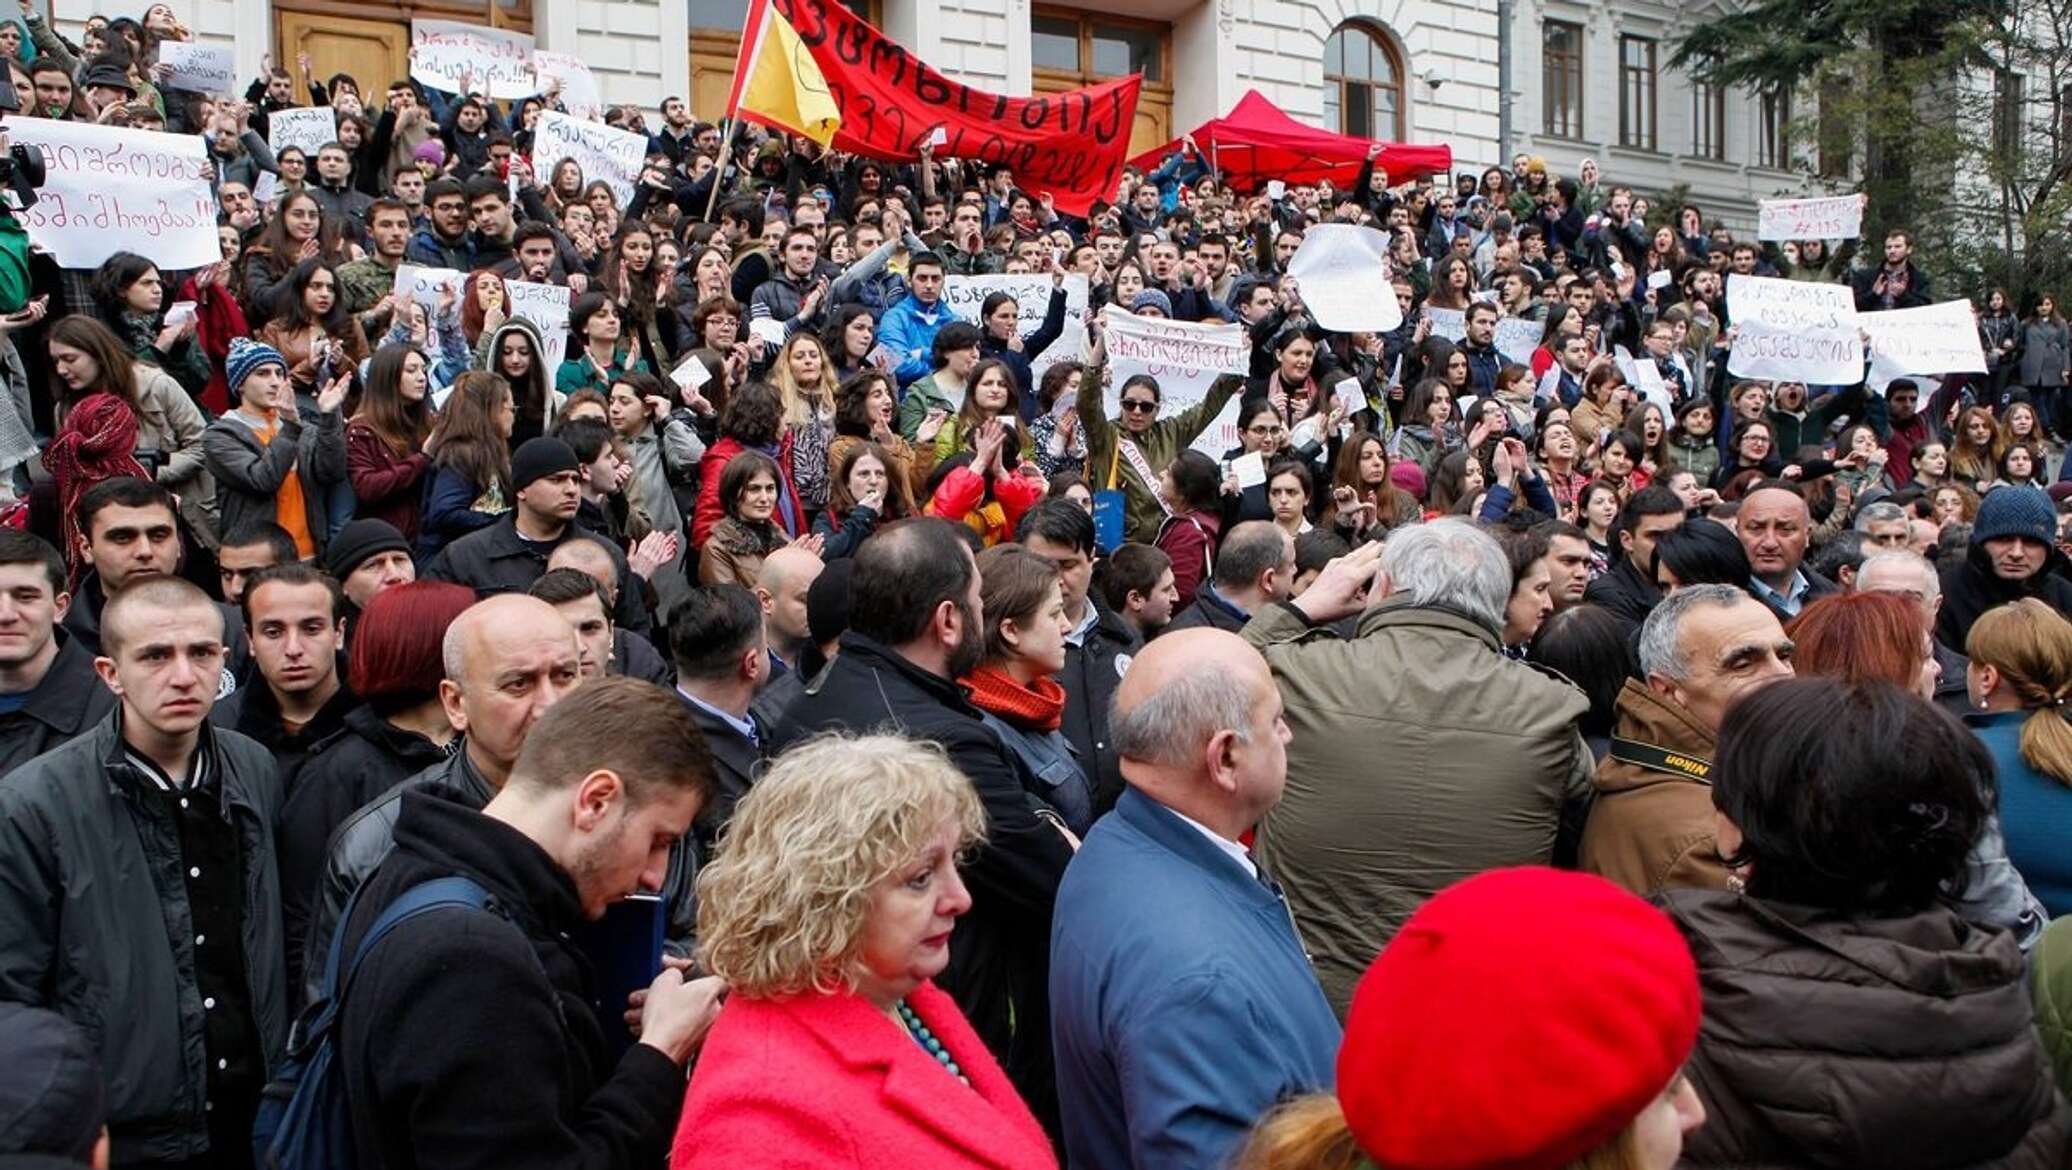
[1936,486,2072,648]
[771,516,1074,1134]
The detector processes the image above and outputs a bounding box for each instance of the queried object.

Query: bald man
[547,537,674,687]
[755,546,823,676]
[1049,627,1340,1170]
[1738,485,1838,622]
[293,595,586,1003]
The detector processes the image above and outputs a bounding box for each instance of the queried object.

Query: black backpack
[251,875,492,1170]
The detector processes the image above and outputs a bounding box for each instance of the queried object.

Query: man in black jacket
[1936,485,2072,648]
[426,438,650,637]
[668,584,768,860]
[1167,522,1295,636]
[1583,486,1686,628]
[0,577,284,1168]
[0,530,114,774]
[1020,502,1139,816]
[1739,484,1840,623]
[772,517,1074,1129]
[338,677,723,1170]
[209,563,357,776]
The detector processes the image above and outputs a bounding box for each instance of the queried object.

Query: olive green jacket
[1077,361,1243,544]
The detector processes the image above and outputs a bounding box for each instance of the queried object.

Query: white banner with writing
[1099,306,1250,456]
[411,19,536,98]
[268,106,335,157]
[1757,195,1864,242]
[942,274,1090,380]
[531,111,647,208]
[1424,306,1467,343]
[1725,274,1863,385]
[1493,316,1541,368]
[1860,299,1986,393]
[1285,224,1402,333]
[157,42,235,94]
[11,120,218,269]
[531,52,603,121]
[506,280,573,373]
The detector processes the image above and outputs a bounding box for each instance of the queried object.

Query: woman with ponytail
[1234,866,1705,1170]
[1966,598,2072,917]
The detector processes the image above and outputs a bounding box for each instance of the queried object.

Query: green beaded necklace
[895,999,970,1086]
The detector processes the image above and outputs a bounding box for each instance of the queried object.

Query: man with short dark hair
[749,225,829,338]
[217,523,298,608]
[65,478,250,684]
[427,437,650,637]
[1537,519,1594,610]
[544,537,673,685]
[528,567,617,680]
[338,198,413,332]
[0,576,284,1168]
[1096,543,1177,642]
[211,563,355,771]
[877,251,954,387]
[773,517,1073,1127]
[0,530,115,772]
[1460,301,1502,396]
[669,583,769,856]
[1167,520,1296,634]
[337,677,724,1169]
[1583,486,1686,626]
[1019,500,1138,814]
[309,141,373,227]
[406,178,471,268]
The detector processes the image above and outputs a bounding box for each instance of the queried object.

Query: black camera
[0,144,46,210]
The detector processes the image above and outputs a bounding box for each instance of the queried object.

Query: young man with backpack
[322,676,722,1169]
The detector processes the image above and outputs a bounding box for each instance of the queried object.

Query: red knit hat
[1337,868,1701,1170]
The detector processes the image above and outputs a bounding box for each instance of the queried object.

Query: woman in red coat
[693,380,803,547]
[671,735,1057,1170]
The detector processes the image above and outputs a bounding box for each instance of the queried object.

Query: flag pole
[704,117,740,222]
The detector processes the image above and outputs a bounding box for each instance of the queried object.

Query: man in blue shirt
[876,251,953,387]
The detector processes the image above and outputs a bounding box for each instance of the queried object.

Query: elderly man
[1738,484,1838,622]
[1050,628,1339,1170]
[1857,550,1970,716]
[1246,521,1595,1013]
[1937,486,2072,648]
[1854,501,1912,552]
[1579,585,1794,897]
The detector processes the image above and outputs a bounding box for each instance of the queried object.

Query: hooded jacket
[1578,680,1730,896]
[1665,890,2071,1169]
[1937,541,2072,650]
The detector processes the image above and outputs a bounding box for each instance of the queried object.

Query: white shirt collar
[1163,803,1257,879]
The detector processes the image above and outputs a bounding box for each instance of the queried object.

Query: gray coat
[0,714,286,1166]
[202,407,346,552]
[2020,319,2070,388]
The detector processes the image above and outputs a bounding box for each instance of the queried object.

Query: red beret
[1337,868,1701,1170]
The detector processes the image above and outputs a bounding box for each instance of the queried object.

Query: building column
[659,0,691,105]
[230,0,267,84]
[536,0,579,51]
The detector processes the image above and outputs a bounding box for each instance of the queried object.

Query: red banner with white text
[759,0,1141,215]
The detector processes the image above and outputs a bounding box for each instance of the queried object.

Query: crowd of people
[2,12,2072,1170]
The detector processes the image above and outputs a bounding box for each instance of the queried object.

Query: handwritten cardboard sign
[158,42,235,94]
[411,19,536,99]
[1757,195,1863,242]
[531,111,647,208]
[10,120,219,269]
[1725,274,1862,384]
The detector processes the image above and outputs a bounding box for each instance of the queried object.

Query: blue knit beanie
[225,337,287,401]
[1971,485,2056,546]
[1130,289,1174,317]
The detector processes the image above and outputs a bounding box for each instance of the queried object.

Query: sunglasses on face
[1120,399,1157,413]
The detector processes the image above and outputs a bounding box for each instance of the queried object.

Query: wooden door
[275,11,410,101]
[689,30,739,123]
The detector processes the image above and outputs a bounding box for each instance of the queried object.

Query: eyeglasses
[1120,399,1158,413]
[1247,424,1288,437]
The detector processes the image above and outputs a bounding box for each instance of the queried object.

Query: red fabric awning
[1128,89,1453,193]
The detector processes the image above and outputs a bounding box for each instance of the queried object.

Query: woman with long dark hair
[694,381,805,546]
[829,369,934,515]
[417,371,513,559]
[1155,448,1224,609]
[88,250,210,401]
[242,189,351,317]
[257,259,371,400]
[699,449,799,588]
[347,343,434,540]
[814,441,909,559]
[47,314,213,540]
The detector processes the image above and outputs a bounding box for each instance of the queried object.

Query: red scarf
[961,665,1065,731]
[44,393,150,580]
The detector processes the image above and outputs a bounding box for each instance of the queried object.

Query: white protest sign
[1493,317,1540,368]
[531,52,603,120]
[1229,450,1266,489]
[748,318,789,349]
[268,106,335,156]
[9,119,218,269]
[1285,224,1401,333]
[1424,306,1466,342]
[1099,305,1250,456]
[1647,268,1673,291]
[1630,357,1671,415]
[392,264,469,307]
[505,280,572,373]
[1757,195,1864,242]
[411,19,536,99]
[1725,274,1862,385]
[532,111,647,207]
[157,42,235,94]
[1860,300,1986,393]
[942,273,1091,379]
[671,354,713,393]
[251,171,279,205]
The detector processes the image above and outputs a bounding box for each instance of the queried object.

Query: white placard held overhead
[531,111,648,208]
[1756,195,1865,242]
[267,106,335,156]
[531,52,603,120]
[942,273,1090,380]
[1099,306,1250,456]
[8,120,220,269]
[1860,300,1987,393]
[1493,317,1541,368]
[410,19,536,98]
[505,280,573,372]
[157,42,235,93]
[1724,274,1863,385]
[1284,225,1402,333]
[1423,306,1467,342]
[391,264,469,306]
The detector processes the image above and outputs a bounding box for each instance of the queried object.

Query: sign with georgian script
[506,280,572,373]
[1757,195,1864,242]
[942,274,1090,379]
[267,106,335,157]
[9,120,219,269]
[1861,300,1987,392]
[410,19,536,98]
[531,111,647,208]
[762,0,1139,215]
[158,42,235,94]
[1100,306,1250,456]
[1725,274,1863,384]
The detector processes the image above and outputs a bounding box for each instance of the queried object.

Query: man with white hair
[1856,550,1970,715]
[1579,584,1793,898]
[1243,520,1596,1014]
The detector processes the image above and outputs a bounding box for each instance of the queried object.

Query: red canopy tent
[1128,89,1453,193]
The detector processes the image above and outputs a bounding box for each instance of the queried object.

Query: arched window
[1323,22,1405,140]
